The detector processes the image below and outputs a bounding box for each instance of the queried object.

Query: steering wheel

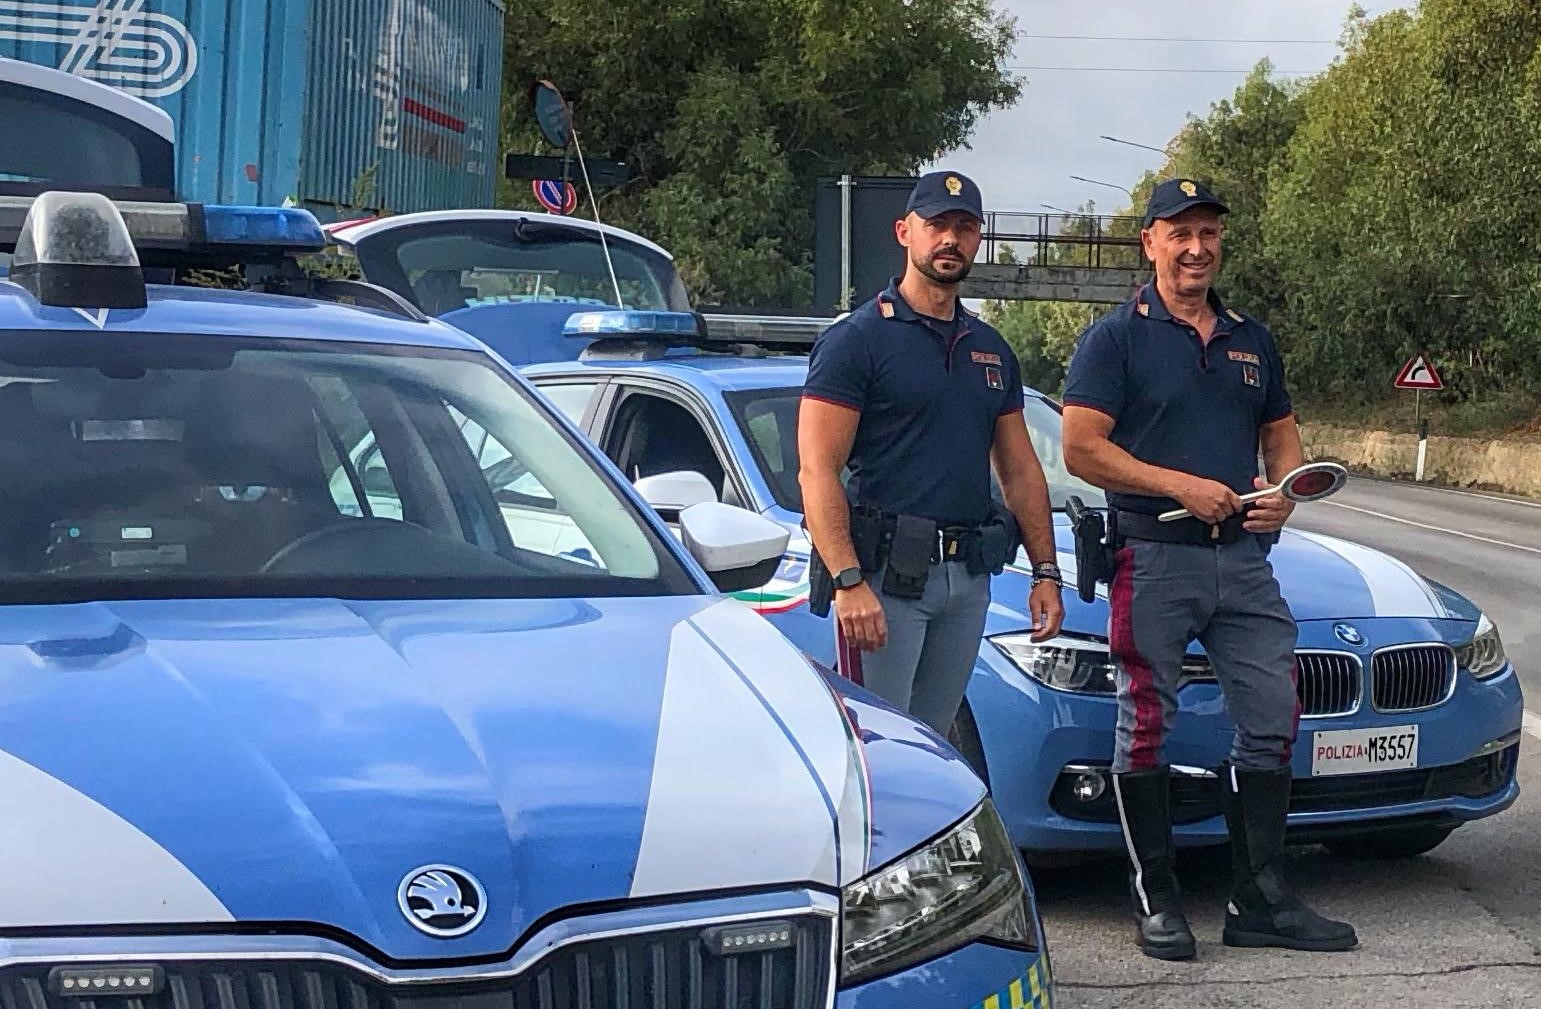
[261,517,526,578]
[260,518,423,574]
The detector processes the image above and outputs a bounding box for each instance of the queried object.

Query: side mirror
[634,470,718,513]
[678,502,789,594]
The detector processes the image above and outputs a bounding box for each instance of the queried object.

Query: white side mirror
[634,470,718,512]
[678,502,789,594]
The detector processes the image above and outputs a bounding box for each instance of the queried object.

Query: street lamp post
[1100,135,1167,155]
[1070,174,1133,198]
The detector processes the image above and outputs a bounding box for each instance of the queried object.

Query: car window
[723,386,1106,512]
[0,330,696,602]
[536,381,600,427]
[348,219,692,317]
[605,390,739,506]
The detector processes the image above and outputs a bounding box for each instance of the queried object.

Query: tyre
[947,699,989,788]
[1325,825,1455,860]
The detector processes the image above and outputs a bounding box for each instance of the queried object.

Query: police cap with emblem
[1141,177,1229,229]
[906,171,985,223]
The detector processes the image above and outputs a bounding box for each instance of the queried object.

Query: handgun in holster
[1065,495,1119,604]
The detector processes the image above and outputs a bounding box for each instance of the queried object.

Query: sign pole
[839,174,853,311]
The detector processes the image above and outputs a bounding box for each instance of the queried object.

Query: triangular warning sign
[1394,353,1443,390]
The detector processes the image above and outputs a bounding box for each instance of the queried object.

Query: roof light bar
[562,310,705,338]
[0,193,327,263]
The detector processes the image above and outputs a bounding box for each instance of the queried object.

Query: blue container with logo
[0,0,502,216]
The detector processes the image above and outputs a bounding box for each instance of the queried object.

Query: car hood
[0,595,920,959]
[988,519,1462,635]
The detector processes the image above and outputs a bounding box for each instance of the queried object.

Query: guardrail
[980,212,1149,271]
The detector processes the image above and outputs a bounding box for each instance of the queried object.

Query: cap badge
[945,176,963,196]
[1179,180,1198,198]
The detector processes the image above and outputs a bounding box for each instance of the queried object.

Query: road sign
[532,179,578,215]
[1394,353,1443,390]
[507,154,630,189]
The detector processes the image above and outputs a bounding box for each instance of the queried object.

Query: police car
[0,188,1057,1009]
[328,212,1523,866]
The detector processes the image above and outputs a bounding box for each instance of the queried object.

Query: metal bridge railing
[979,211,1150,271]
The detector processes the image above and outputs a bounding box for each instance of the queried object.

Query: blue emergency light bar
[562,309,705,338]
[566,308,837,362]
[0,193,327,261]
[2,190,330,311]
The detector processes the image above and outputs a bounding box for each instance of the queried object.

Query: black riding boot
[1222,764,1358,952]
[1113,767,1197,961]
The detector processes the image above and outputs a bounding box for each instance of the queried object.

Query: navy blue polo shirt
[1062,282,1293,515]
[803,280,1024,525]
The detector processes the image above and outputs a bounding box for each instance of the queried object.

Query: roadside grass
[1296,389,1541,442]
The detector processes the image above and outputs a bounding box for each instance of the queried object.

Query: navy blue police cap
[906,171,985,223]
[1142,177,1229,229]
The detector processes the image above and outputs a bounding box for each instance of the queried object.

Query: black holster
[1066,495,1119,604]
[808,544,834,618]
[806,505,900,618]
[970,501,1023,577]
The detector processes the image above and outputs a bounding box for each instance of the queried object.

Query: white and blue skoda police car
[0,190,1053,1009]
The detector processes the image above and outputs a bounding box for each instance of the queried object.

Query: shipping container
[0,0,503,217]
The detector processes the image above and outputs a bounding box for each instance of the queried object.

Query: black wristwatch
[1031,561,1063,588]
[833,567,864,590]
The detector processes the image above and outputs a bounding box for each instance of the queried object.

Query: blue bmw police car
[0,190,1055,1009]
[325,210,1522,867]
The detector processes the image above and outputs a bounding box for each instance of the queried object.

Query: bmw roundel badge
[398,865,487,938]
[1333,623,1365,647]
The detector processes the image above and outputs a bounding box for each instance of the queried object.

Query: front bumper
[837,943,1053,1009]
[0,890,1056,1009]
[971,631,1525,854]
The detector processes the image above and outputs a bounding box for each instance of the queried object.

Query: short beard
[914,252,972,285]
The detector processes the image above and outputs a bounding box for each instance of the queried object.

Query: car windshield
[0,330,695,603]
[349,218,692,317]
[724,386,1107,513]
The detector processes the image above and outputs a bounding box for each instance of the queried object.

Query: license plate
[1310,725,1419,776]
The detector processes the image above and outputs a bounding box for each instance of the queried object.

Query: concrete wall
[1300,423,1541,499]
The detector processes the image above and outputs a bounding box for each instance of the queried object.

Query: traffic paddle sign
[1394,353,1443,390]
[532,179,578,215]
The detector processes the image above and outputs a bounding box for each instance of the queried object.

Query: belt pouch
[882,514,936,599]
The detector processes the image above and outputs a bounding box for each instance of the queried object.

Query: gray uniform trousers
[836,557,992,736]
[1108,534,1300,774]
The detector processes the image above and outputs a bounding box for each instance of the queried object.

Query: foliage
[994,0,1541,422]
[502,0,1021,306]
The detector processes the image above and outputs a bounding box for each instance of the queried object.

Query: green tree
[503,0,1022,307]
[1263,0,1541,403]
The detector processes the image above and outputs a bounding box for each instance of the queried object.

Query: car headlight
[1457,613,1508,679]
[840,799,1035,986]
[991,633,1212,695]
[990,633,1118,693]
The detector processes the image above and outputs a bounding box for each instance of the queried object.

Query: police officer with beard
[799,171,1066,737]
[1063,179,1357,961]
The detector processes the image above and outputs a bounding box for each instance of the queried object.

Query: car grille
[0,919,834,1009]
[1295,652,1361,717]
[1372,645,1455,712]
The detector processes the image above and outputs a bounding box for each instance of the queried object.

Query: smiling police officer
[1062,179,1357,960]
[799,171,1065,738]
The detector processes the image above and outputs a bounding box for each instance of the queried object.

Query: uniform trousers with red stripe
[1108,534,1301,774]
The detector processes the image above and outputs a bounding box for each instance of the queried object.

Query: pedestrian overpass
[966,210,1148,304]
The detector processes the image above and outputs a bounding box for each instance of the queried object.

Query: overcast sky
[923,0,1413,216]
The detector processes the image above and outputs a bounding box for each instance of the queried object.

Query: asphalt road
[1038,478,1541,1008]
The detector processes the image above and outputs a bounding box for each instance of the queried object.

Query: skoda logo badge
[1334,623,1365,647]
[398,866,486,938]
